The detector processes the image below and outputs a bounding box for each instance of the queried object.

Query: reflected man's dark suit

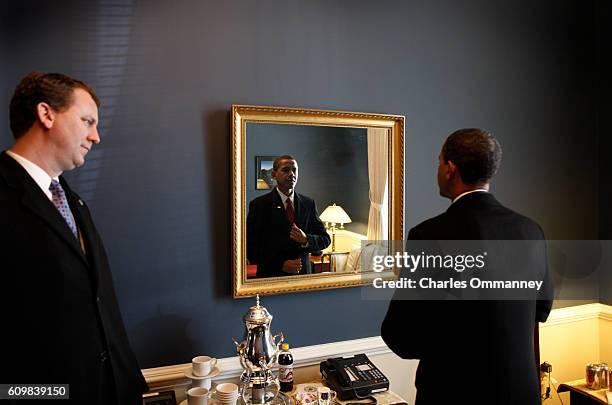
[247,189,330,277]
[381,192,553,405]
[0,152,147,404]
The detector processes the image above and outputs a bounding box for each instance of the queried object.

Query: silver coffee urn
[234,295,284,405]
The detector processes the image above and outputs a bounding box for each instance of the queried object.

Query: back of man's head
[442,128,502,185]
[9,72,100,139]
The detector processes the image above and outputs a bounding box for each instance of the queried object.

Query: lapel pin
[78,199,84,206]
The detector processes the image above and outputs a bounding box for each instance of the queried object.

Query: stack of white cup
[214,383,239,405]
[186,387,210,405]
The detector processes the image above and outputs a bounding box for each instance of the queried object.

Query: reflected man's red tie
[285,199,295,224]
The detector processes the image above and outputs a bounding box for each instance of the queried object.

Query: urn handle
[272,331,284,348]
[232,337,245,354]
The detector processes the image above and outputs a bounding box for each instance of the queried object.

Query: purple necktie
[49,180,78,238]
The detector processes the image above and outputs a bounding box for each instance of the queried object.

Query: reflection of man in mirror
[247,155,331,277]
[381,129,553,405]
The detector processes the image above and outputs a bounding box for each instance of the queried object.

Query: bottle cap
[281,343,289,350]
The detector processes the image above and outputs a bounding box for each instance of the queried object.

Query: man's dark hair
[9,72,100,139]
[442,128,502,185]
[272,155,296,171]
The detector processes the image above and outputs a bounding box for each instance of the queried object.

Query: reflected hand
[289,224,308,244]
[282,259,302,274]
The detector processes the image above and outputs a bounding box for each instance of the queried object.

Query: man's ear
[446,160,457,180]
[36,102,55,129]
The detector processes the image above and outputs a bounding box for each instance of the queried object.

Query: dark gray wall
[246,124,369,234]
[596,0,612,304]
[0,0,600,367]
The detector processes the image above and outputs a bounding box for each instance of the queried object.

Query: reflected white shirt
[276,187,294,208]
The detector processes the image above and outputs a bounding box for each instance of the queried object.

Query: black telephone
[320,354,389,400]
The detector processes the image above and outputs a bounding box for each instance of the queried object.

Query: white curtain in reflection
[366,128,388,240]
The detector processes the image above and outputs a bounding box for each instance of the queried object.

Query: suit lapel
[269,190,289,226]
[1,152,89,266]
[293,193,306,229]
[269,189,283,207]
[27,181,89,265]
[63,180,101,288]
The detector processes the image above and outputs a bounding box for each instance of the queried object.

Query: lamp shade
[319,203,352,224]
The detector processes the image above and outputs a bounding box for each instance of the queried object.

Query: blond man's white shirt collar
[6,150,58,201]
[452,189,488,204]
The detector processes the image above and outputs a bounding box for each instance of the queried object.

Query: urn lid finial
[243,294,273,324]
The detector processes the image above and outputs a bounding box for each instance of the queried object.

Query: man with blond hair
[0,72,147,404]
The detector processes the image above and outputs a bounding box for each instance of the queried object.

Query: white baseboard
[540,303,612,327]
[142,336,391,392]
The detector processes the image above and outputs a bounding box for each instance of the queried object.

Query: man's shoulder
[475,194,543,233]
[409,212,451,239]
[496,204,541,226]
[295,192,315,205]
[409,194,545,240]
[0,151,18,183]
[0,152,28,195]
[249,191,277,206]
[498,207,545,238]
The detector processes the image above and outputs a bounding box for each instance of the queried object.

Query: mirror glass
[231,105,403,297]
[246,123,388,278]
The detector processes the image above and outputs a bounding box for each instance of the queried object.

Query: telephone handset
[320,354,389,400]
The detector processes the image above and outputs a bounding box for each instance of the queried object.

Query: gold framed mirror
[231,105,404,297]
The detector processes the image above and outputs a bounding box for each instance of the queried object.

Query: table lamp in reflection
[319,203,351,252]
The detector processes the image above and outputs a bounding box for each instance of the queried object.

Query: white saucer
[184,366,220,380]
[180,399,220,405]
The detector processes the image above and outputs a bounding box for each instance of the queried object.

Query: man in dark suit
[0,72,147,404]
[381,129,553,404]
[247,155,331,277]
